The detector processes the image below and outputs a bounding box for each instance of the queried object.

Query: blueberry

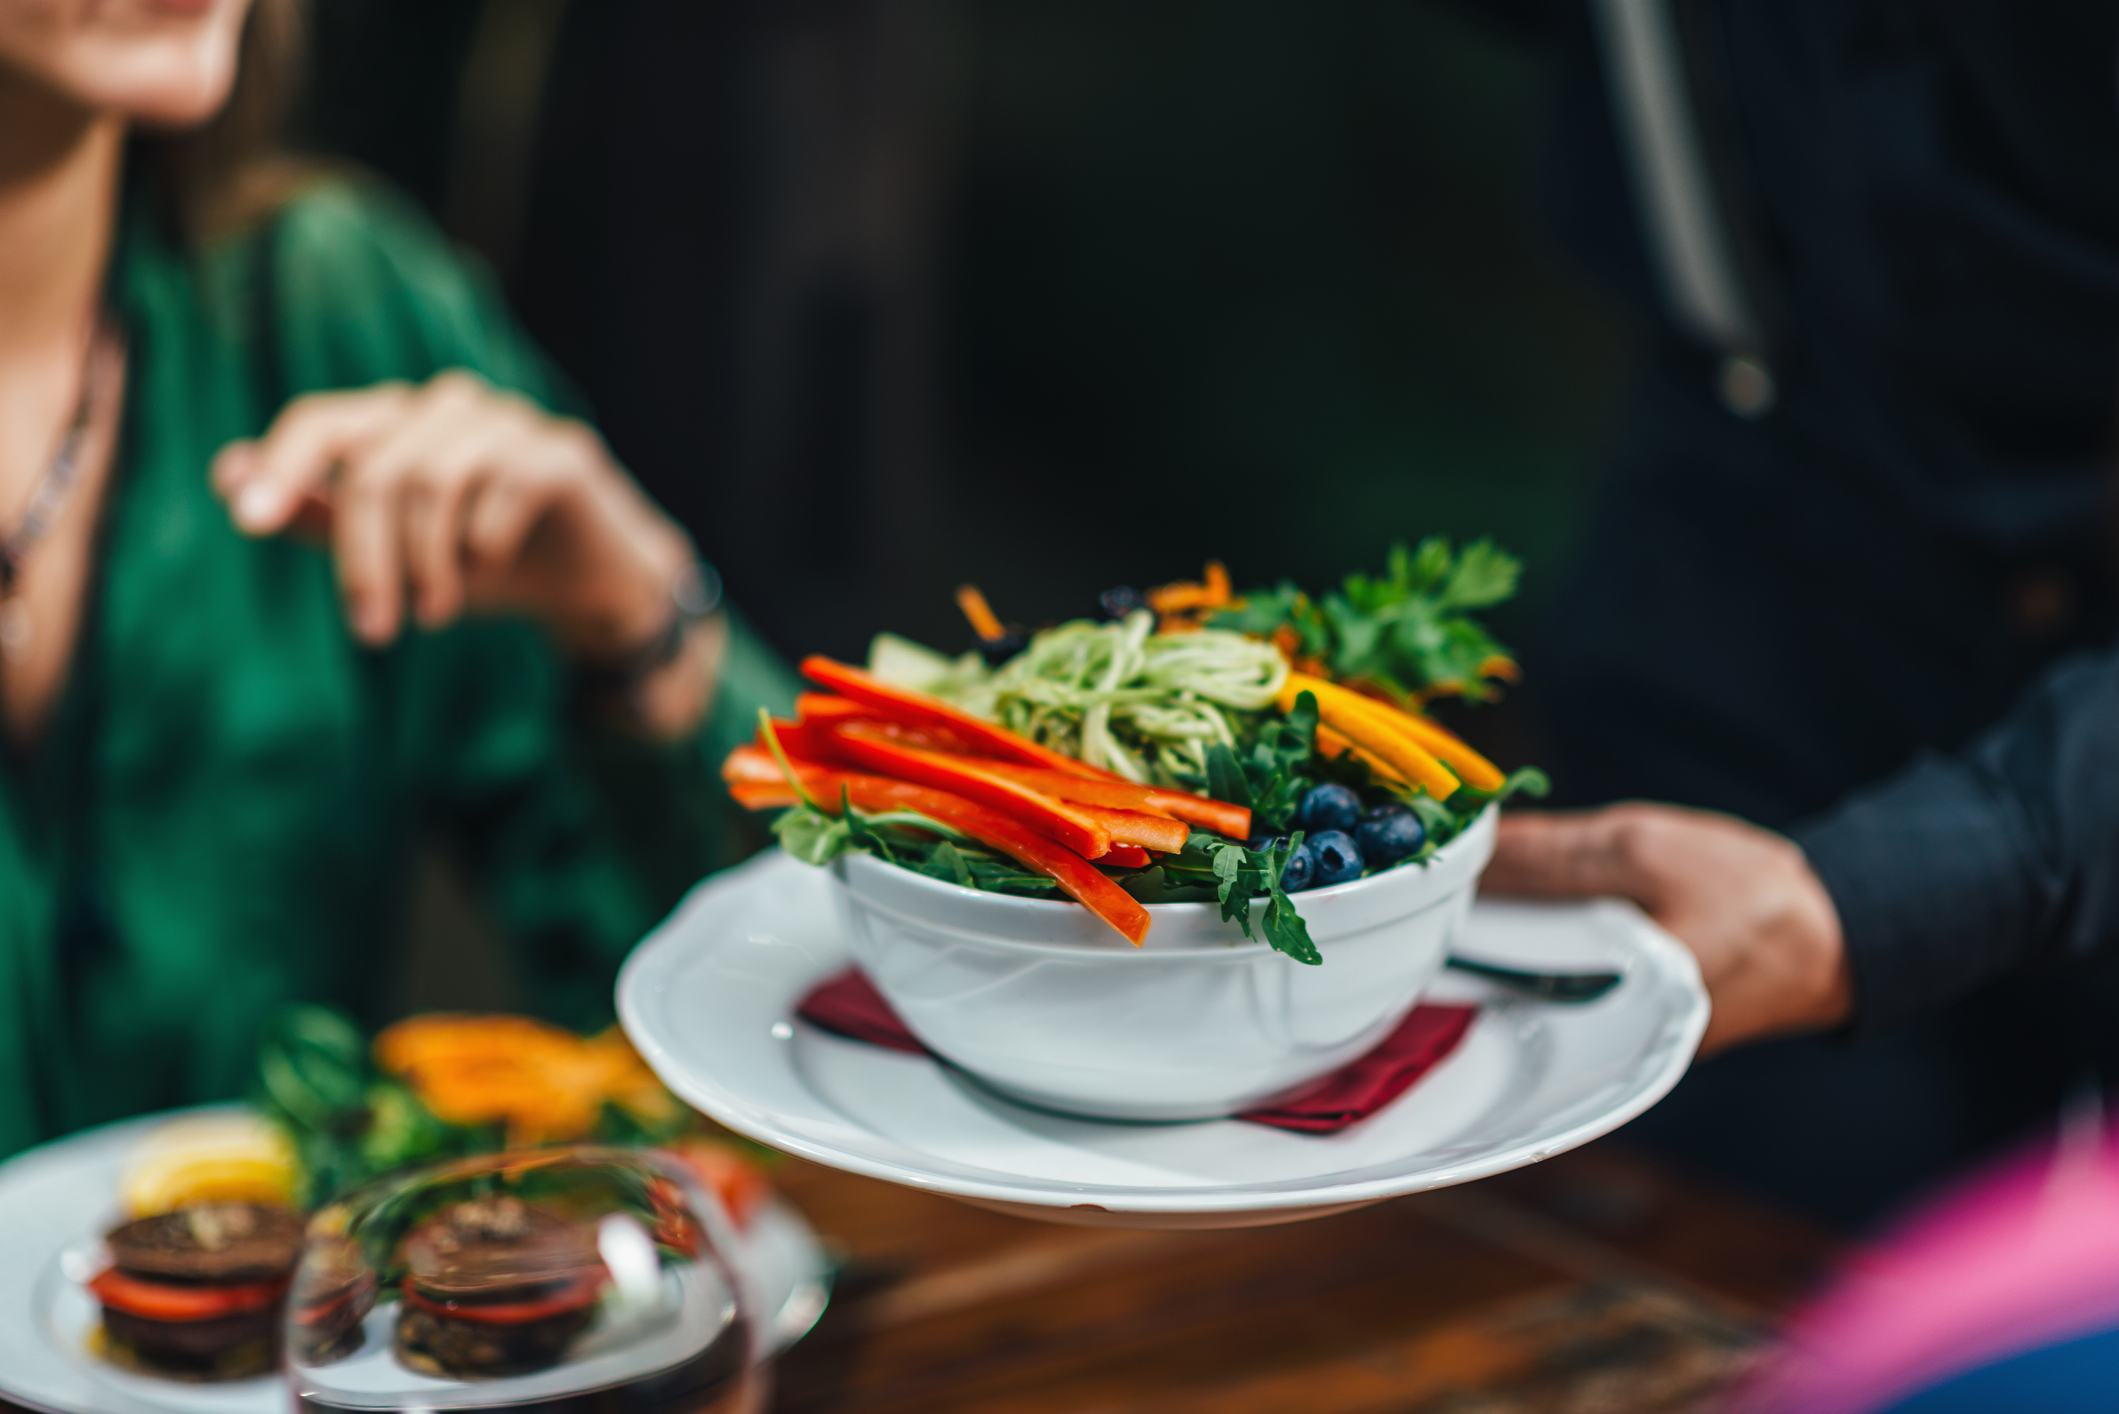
[1099,585,1147,621]
[1295,783,1362,834]
[1355,805,1426,867]
[1308,829,1364,886]
[1251,836,1315,892]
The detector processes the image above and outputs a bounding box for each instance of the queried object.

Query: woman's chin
[79,48,240,128]
[2,0,247,129]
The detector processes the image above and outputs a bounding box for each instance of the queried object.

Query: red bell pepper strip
[1100,844,1153,870]
[779,769,1151,944]
[1065,804,1189,854]
[961,760,1251,839]
[803,704,988,758]
[726,744,817,785]
[747,718,847,765]
[826,723,1114,858]
[795,692,875,724]
[725,767,1153,943]
[800,657,1120,780]
[729,781,802,809]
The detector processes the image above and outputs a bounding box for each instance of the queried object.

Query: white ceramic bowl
[828,806,1497,1120]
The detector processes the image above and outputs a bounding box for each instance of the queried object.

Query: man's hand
[1484,804,1853,1054]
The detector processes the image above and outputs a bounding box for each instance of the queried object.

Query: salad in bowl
[722,542,1546,1117]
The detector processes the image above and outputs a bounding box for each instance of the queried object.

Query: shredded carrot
[1146,560,1238,632]
[956,584,1006,641]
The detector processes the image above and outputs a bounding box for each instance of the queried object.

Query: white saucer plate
[620,851,1709,1231]
[0,1107,831,1414]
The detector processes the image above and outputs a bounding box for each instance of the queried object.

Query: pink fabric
[1731,1121,2119,1413]
[796,968,1477,1134]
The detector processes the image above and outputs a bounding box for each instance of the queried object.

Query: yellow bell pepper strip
[1377,707,1506,792]
[727,768,1152,946]
[1315,724,1408,787]
[1277,674,1463,800]
[967,760,1251,840]
[801,656,1119,780]
[826,721,1115,859]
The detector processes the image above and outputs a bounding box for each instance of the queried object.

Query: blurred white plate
[619,850,1708,1231]
[0,1106,829,1414]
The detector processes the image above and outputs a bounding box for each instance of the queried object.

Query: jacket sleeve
[1794,647,2119,1037]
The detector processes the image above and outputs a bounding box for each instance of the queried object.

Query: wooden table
[764,1141,1836,1414]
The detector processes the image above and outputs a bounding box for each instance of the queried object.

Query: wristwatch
[573,560,722,712]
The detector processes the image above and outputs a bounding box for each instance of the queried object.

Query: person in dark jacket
[1478,0,2119,1221]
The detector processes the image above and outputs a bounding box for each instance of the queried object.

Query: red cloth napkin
[796,968,1476,1135]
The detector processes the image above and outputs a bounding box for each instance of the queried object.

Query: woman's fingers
[215,384,413,535]
[462,439,569,583]
[216,368,693,667]
[332,448,407,644]
[352,374,511,628]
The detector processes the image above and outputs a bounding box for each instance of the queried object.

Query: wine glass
[284,1146,767,1413]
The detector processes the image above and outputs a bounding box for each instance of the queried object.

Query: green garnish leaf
[1499,765,1551,799]
[1439,537,1521,609]
[1205,743,1253,812]
[772,802,854,865]
[934,841,975,888]
[1212,537,1522,701]
[1262,891,1321,966]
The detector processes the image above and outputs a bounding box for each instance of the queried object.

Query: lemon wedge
[119,1114,298,1216]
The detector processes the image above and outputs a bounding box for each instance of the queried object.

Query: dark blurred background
[295,0,1630,680]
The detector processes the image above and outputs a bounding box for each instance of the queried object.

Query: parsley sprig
[1214,537,1520,702]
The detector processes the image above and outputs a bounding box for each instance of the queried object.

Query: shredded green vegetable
[880,612,1287,786]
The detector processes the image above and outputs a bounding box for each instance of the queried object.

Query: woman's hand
[1483,804,1853,1055]
[211,370,720,734]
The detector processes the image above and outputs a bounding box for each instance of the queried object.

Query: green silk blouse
[0,176,797,1159]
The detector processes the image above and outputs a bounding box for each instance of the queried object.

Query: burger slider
[288,1229,379,1366]
[90,1202,304,1379]
[396,1194,608,1378]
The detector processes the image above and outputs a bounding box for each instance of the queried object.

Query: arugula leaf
[1254,834,1317,962]
[1262,889,1321,966]
[933,841,975,888]
[771,802,853,865]
[1211,840,1247,925]
[1215,690,1319,834]
[1116,865,1221,904]
[1204,744,1253,812]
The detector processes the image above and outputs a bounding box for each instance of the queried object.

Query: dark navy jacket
[1512,0,2119,1033]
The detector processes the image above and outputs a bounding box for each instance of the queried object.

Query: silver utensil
[1445,955,1623,1003]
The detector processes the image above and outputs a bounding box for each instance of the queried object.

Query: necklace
[0,319,110,663]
